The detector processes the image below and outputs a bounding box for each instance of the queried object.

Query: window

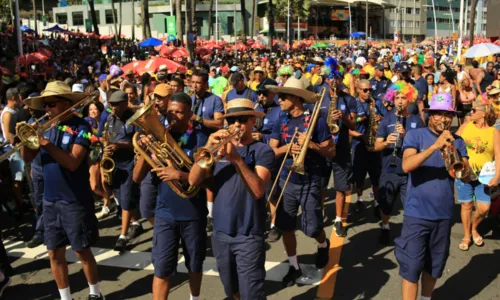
[415,8,420,14]
[407,21,413,28]
[105,9,117,24]
[56,13,67,24]
[415,21,420,28]
[211,17,216,35]
[390,20,395,27]
[227,16,234,35]
[72,11,84,26]
[406,8,412,14]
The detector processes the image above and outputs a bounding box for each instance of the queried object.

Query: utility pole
[458,0,464,62]
[365,0,368,45]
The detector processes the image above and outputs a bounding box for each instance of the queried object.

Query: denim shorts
[456,179,491,204]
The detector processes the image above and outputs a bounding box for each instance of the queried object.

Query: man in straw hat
[396,93,469,300]
[20,81,104,300]
[188,99,274,300]
[133,92,209,300]
[266,77,335,287]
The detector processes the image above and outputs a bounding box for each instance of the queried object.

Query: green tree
[272,0,310,21]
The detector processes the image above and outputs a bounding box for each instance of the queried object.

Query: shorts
[331,155,353,192]
[456,179,491,204]
[394,216,452,283]
[211,230,266,300]
[152,217,206,278]
[457,102,473,118]
[43,200,99,252]
[8,151,24,182]
[140,172,158,219]
[352,144,381,188]
[275,179,324,238]
[111,167,140,210]
[378,173,408,215]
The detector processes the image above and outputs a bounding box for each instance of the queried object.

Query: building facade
[383,0,427,41]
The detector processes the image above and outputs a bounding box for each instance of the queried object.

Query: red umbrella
[251,42,265,50]
[170,48,189,58]
[136,57,186,75]
[38,48,53,58]
[195,47,213,56]
[232,43,248,51]
[122,60,146,76]
[86,32,100,39]
[17,53,49,65]
[159,45,176,58]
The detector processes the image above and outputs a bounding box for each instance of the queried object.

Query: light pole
[423,3,438,53]
[365,0,368,45]
[348,3,352,46]
[215,0,218,44]
[287,0,290,46]
[458,0,464,62]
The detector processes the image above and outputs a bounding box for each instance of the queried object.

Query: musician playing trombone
[19,81,104,300]
[396,93,469,300]
[373,81,424,245]
[188,99,274,300]
[267,78,335,287]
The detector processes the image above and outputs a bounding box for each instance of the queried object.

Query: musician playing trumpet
[267,78,335,287]
[396,93,469,300]
[373,81,424,245]
[189,99,274,300]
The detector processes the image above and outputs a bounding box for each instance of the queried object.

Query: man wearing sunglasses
[370,63,390,101]
[225,71,259,104]
[20,81,104,300]
[134,92,208,300]
[350,80,386,215]
[188,99,274,300]
[105,90,143,252]
[267,78,335,287]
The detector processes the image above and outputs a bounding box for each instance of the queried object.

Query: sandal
[472,231,484,246]
[459,238,471,251]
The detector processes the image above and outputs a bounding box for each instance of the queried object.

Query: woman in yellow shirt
[455,102,500,250]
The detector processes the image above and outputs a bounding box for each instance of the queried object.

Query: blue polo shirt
[370,77,391,100]
[255,97,281,144]
[313,81,332,120]
[334,92,357,159]
[376,112,425,174]
[226,87,259,103]
[156,129,208,221]
[41,116,93,204]
[212,141,275,235]
[352,98,386,148]
[402,128,468,220]
[191,92,224,145]
[106,110,139,169]
[270,111,331,184]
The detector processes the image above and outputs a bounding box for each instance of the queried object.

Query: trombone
[0,91,99,163]
[267,88,326,213]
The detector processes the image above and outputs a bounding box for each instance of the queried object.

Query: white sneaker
[96,206,111,219]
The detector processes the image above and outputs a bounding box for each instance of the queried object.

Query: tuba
[0,91,99,162]
[366,98,379,152]
[127,101,199,198]
[326,86,340,135]
[100,120,115,185]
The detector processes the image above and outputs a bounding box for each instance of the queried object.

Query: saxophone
[326,86,340,134]
[366,98,379,152]
[100,121,115,185]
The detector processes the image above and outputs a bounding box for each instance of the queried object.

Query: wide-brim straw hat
[265,77,320,104]
[23,81,87,110]
[218,99,265,120]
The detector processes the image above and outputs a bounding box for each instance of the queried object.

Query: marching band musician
[133,92,208,300]
[350,79,386,214]
[396,93,469,300]
[188,99,274,300]
[373,81,425,245]
[267,78,336,287]
[20,81,104,300]
[105,91,143,252]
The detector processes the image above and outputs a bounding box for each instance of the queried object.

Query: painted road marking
[317,193,351,299]
[4,239,323,284]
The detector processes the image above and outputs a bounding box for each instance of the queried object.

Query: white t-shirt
[0,107,17,144]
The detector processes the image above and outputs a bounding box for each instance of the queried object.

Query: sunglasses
[226,116,250,124]
[361,88,373,93]
[43,101,59,108]
[278,93,291,99]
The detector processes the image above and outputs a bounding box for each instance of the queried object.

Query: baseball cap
[254,66,264,73]
[257,78,277,93]
[398,62,410,73]
[230,66,239,72]
[374,63,384,70]
[98,74,108,83]
[108,90,128,103]
[72,84,84,93]
[154,83,174,97]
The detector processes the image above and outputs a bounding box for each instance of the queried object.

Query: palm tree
[110,0,118,42]
[118,0,123,40]
[175,0,182,42]
[31,0,37,33]
[141,0,151,39]
[469,0,477,44]
[88,0,100,35]
[240,0,248,38]
[268,0,274,49]
[131,0,135,40]
[251,0,256,39]
[185,0,194,62]
[208,0,214,39]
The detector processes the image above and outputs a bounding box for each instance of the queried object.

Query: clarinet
[390,105,403,167]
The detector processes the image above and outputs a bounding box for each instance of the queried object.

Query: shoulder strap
[245,88,252,100]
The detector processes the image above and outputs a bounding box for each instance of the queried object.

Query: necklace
[177,121,193,147]
[281,110,311,141]
[57,124,99,143]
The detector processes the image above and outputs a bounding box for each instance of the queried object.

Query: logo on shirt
[264,118,269,125]
[411,122,416,128]
[62,135,71,145]
[340,104,346,110]
[202,106,206,112]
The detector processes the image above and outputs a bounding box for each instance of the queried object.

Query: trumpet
[442,143,469,179]
[194,128,242,169]
[128,101,199,198]
[0,91,99,163]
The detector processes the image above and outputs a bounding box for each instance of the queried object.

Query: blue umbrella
[20,25,36,34]
[43,24,67,33]
[139,37,162,47]
[350,32,366,38]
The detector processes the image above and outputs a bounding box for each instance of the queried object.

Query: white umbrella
[464,43,500,58]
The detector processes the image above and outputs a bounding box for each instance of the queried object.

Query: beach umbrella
[136,57,186,74]
[170,48,189,58]
[17,53,49,65]
[139,37,163,47]
[121,60,146,76]
[43,24,66,33]
[464,43,500,58]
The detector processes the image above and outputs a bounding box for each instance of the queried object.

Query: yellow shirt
[363,65,375,79]
[311,74,320,86]
[343,73,352,89]
[384,70,393,80]
[461,122,496,173]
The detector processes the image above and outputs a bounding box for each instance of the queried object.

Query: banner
[331,10,349,21]
[166,16,176,35]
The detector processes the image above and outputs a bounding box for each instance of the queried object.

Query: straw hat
[218,99,265,120]
[23,81,87,110]
[265,77,319,104]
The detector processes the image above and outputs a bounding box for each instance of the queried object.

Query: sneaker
[114,237,128,252]
[355,200,365,213]
[282,266,302,287]
[267,227,282,243]
[0,276,11,297]
[206,217,213,232]
[96,206,110,220]
[87,294,105,300]
[315,238,330,269]
[127,224,144,240]
[26,236,44,248]
[334,221,347,237]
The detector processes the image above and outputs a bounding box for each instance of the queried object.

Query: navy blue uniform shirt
[226,87,259,104]
[334,92,357,158]
[352,98,386,148]
[106,110,139,169]
[255,97,281,144]
[370,77,391,100]
[191,92,224,145]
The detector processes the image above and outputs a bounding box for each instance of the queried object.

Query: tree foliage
[271,0,310,21]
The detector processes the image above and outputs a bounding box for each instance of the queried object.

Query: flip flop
[459,238,471,251]
[472,231,484,246]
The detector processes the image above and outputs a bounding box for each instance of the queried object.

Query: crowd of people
[0,34,499,300]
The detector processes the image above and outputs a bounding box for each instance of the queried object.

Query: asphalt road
[2,180,500,300]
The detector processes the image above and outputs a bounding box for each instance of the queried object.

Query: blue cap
[230,66,239,72]
[98,74,108,83]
